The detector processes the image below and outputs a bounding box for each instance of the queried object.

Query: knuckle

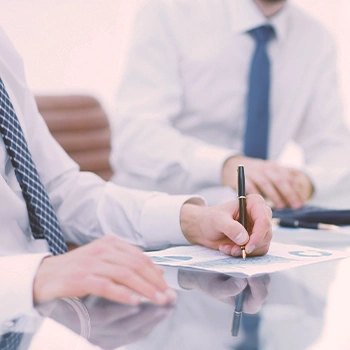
[129,253,153,270]
[91,278,110,296]
[249,193,265,202]
[265,205,273,217]
[101,235,117,245]
[88,241,109,256]
[114,268,130,281]
[138,252,152,264]
[71,266,88,282]
[245,184,255,195]
[257,178,269,188]
[128,258,145,272]
[223,221,235,235]
[261,217,272,230]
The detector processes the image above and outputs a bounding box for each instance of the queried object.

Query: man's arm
[33,194,272,305]
[292,32,350,205]
[109,0,235,194]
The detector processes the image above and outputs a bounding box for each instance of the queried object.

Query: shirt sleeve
[1,29,208,256]
[109,0,237,194]
[293,31,350,205]
[29,318,102,350]
[0,253,50,322]
[2,60,203,250]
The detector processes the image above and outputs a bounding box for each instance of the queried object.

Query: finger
[245,178,262,196]
[198,274,247,299]
[219,195,271,256]
[217,213,249,247]
[290,169,313,205]
[219,243,240,256]
[87,238,168,292]
[243,275,271,313]
[247,242,271,256]
[245,226,272,256]
[245,197,272,255]
[90,260,175,305]
[253,173,287,209]
[106,250,168,291]
[266,170,304,208]
[84,275,144,305]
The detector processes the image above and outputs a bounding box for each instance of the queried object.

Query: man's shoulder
[287,3,334,42]
[139,0,218,15]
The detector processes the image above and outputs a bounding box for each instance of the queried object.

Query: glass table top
[2,227,350,350]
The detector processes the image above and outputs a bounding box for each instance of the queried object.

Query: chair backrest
[35,94,112,180]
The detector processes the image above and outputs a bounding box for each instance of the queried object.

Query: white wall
[1,0,350,122]
[0,0,126,115]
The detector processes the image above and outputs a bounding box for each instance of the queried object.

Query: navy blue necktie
[244,25,275,159]
[0,78,67,255]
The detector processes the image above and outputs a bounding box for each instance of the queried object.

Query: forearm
[111,118,235,193]
[50,169,204,249]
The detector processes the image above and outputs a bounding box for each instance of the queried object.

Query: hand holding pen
[182,165,272,257]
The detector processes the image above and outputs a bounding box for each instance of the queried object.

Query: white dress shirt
[0,26,199,321]
[110,0,350,206]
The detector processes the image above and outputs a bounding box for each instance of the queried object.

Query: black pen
[231,288,244,337]
[231,166,248,338]
[237,165,247,260]
[272,218,339,230]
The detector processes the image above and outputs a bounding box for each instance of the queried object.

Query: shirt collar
[227,0,289,41]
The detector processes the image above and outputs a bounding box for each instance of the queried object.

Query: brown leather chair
[35,94,112,180]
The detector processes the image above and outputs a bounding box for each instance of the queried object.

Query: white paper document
[145,242,349,276]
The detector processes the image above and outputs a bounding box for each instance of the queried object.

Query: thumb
[220,215,249,246]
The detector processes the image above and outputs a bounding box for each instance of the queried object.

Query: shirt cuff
[161,266,182,290]
[140,194,204,249]
[187,145,238,188]
[29,317,101,350]
[0,253,51,322]
[304,165,349,203]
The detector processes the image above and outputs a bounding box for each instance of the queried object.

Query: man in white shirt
[0,25,272,322]
[110,0,350,209]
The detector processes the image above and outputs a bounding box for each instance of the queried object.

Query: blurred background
[1,0,350,124]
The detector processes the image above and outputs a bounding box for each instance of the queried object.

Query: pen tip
[241,248,246,260]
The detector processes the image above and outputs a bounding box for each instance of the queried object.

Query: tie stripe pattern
[0,78,67,255]
[244,25,275,159]
[0,331,24,350]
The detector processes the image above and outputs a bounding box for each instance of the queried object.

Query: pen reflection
[177,269,270,309]
[177,268,270,342]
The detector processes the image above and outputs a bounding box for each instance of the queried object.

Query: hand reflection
[87,297,173,349]
[37,296,174,350]
[178,269,270,314]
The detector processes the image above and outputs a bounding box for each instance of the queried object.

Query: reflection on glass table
[125,264,333,350]
[1,257,348,350]
[37,296,174,350]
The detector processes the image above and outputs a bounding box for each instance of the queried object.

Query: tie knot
[249,25,275,43]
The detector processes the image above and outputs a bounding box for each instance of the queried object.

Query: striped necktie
[0,331,23,350]
[0,77,67,255]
